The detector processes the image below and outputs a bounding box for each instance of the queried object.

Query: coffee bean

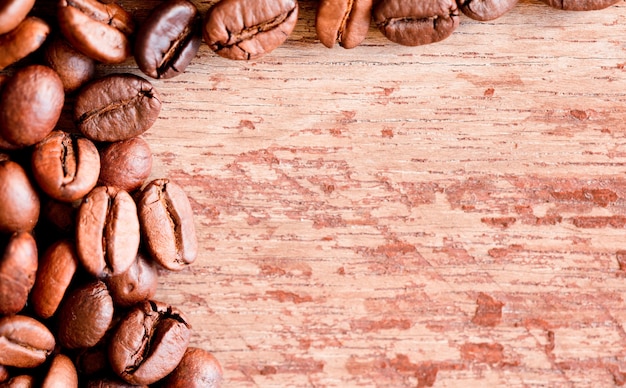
[44,36,96,93]
[57,0,135,64]
[0,160,40,233]
[0,232,38,315]
[30,239,78,319]
[315,0,373,49]
[0,16,50,70]
[135,0,201,79]
[74,74,162,142]
[108,300,191,385]
[163,347,223,388]
[75,339,111,377]
[0,374,36,388]
[458,0,518,20]
[0,315,55,368]
[0,365,8,383]
[138,179,198,271]
[373,0,460,46]
[76,186,140,278]
[541,0,620,9]
[0,0,35,35]
[105,251,158,308]
[41,198,79,236]
[57,280,114,349]
[0,65,64,148]
[203,0,299,60]
[98,137,152,193]
[41,353,78,388]
[31,131,101,203]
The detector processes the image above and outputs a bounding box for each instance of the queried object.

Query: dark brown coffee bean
[138,179,197,271]
[373,0,460,46]
[30,239,78,319]
[316,0,372,49]
[0,17,50,70]
[203,0,299,60]
[57,0,134,64]
[458,0,518,21]
[44,36,96,93]
[0,375,36,388]
[0,315,55,368]
[85,378,147,388]
[41,353,78,388]
[57,280,114,349]
[0,232,37,315]
[0,160,40,233]
[541,0,620,9]
[109,300,191,385]
[75,340,110,377]
[76,186,140,278]
[135,0,201,79]
[98,137,152,192]
[0,0,35,35]
[74,74,162,142]
[32,131,100,202]
[105,251,158,308]
[0,65,64,148]
[163,347,223,388]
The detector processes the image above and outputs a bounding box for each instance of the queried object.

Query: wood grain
[10,0,626,386]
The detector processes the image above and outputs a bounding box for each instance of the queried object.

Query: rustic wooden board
[11,0,626,385]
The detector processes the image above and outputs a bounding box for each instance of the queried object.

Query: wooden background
[25,0,626,385]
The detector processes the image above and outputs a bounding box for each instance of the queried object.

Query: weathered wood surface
[26,0,626,385]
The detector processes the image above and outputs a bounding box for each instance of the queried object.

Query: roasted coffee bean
[57,0,134,64]
[57,280,114,349]
[74,74,162,142]
[0,232,38,315]
[109,300,191,385]
[75,339,110,377]
[105,251,158,308]
[85,378,147,388]
[0,17,50,70]
[76,186,140,278]
[203,0,299,60]
[0,160,40,233]
[0,365,8,383]
[41,198,79,235]
[540,0,620,9]
[0,0,35,35]
[373,0,460,46]
[138,179,198,271]
[44,36,96,93]
[0,315,55,368]
[162,347,223,388]
[32,131,100,202]
[458,0,518,20]
[30,239,78,319]
[134,0,201,79]
[98,137,152,192]
[0,375,36,388]
[316,0,373,49]
[41,353,78,388]
[0,65,64,148]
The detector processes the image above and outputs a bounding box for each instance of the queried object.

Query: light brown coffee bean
[0,0,36,35]
[44,36,96,93]
[31,131,101,202]
[57,280,114,349]
[57,0,135,64]
[0,374,36,388]
[0,232,38,315]
[105,251,158,308]
[30,239,79,319]
[0,315,55,368]
[76,186,140,278]
[138,179,198,271]
[0,17,50,70]
[98,137,152,192]
[162,347,223,388]
[0,160,40,233]
[316,0,373,49]
[41,353,78,388]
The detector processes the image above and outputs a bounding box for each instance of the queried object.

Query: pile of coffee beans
[0,0,226,386]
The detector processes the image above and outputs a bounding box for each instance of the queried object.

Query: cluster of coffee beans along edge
[0,0,227,387]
